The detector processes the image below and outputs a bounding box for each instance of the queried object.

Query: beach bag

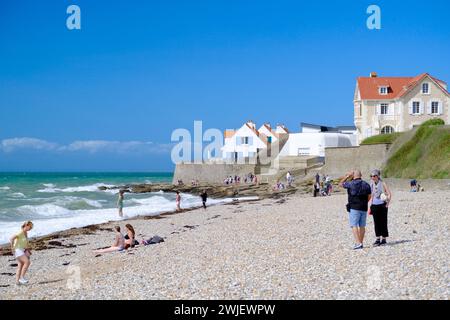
[146,236,164,245]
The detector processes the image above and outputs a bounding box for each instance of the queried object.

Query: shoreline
[0,194,264,256]
[0,187,448,299]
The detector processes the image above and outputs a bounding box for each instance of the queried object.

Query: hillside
[383,119,450,179]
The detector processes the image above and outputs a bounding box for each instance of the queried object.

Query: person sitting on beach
[124,224,139,249]
[10,221,33,285]
[93,226,125,254]
[117,190,125,218]
[175,191,181,211]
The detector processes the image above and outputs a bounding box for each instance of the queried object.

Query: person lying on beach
[124,223,139,249]
[93,226,125,254]
[10,221,33,285]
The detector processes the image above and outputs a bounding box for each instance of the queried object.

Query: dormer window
[379,86,388,95]
[422,83,430,94]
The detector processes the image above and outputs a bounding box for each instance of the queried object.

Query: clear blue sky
[1,0,449,171]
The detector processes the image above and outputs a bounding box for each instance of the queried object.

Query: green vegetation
[361,132,402,145]
[383,121,450,179]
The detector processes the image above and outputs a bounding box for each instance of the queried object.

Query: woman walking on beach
[368,169,392,246]
[117,190,125,217]
[10,221,33,285]
[93,226,125,254]
[175,191,181,211]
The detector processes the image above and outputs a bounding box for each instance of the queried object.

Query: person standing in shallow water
[175,191,181,211]
[368,169,392,246]
[117,190,125,217]
[10,221,33,285]
[340,170,372,250]
[200,190,208,209]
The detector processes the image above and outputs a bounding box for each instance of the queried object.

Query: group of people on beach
[313,173,333,197]
[93,223,138,254]
[340,169,392,250]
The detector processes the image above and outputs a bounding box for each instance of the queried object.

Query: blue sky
[0,0,449,171]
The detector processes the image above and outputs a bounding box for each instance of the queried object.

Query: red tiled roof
[356,73,449,100]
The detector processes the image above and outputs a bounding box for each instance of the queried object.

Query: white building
[278,123,357,158]
[221,121,289,162]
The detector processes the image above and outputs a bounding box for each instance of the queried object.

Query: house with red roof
[354,72,449,142]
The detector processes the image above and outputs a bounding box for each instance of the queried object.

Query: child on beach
[117,190,125,217]
[176,191,181,211]
[10,221,33,285]
[93,226,125,254]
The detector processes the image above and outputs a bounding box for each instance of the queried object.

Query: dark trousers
[371,204,389,237]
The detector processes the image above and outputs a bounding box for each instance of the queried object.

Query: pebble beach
[0,188,449,300]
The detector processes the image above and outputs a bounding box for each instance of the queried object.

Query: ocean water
[0,172,234,244]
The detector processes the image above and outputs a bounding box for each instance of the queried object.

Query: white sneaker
[18,278,28,285]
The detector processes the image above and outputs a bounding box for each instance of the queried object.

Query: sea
[0,172,232,244]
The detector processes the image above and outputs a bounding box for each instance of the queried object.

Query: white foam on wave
[37,183,116,193]
[8,192,26,198]
[0,186,11,191]
[0,192,259,244]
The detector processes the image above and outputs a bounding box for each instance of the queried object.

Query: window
[381,126,394,134]
[422,83,429,94]
[412,101,421,114]
[241,137,249,144]
[431,101,439,114]
[359,104,362,117]
[267,136,272,143]
[379,86,388,95]
[380,103,389,115]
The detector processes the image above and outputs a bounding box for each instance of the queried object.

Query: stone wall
[173,163,257,184]
[320,144,391,178]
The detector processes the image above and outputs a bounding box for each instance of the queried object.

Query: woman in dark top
[124,224,138,249]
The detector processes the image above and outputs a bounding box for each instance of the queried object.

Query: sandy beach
[0,187,448,300]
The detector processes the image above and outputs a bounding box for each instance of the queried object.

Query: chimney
[246,120,256,129]
[370,72,378,78]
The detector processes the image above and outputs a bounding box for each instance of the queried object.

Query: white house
[354,72,449,143]
[221,121,289,162]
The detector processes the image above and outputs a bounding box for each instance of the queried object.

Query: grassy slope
[361,132,402,145]
[383,123,450,179]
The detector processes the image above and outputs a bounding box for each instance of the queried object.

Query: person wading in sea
[117,190,125,218]
[200,190,208,209]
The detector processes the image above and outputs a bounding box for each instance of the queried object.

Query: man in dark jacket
[340,170,372,250]
[200,190,208,209]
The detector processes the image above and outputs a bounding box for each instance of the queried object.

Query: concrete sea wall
[173,163,257,184]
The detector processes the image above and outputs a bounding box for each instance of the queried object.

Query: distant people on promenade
[273,181,285,191]
[368,169,392,246]
[200,190,208,209]
[94,226,125,254]
[175,191,181,211]
[340,170,372,250]
[177,179,184,186]
[117,190,125,218]
[10,221,33,285]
